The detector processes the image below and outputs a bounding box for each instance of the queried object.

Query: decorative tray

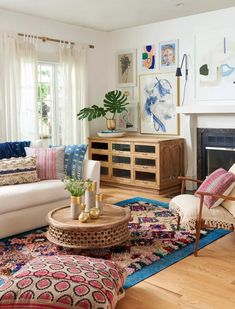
[97,130,125,138]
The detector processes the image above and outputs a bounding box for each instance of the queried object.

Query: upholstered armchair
[170,165,235,256]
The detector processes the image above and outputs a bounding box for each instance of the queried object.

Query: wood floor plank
[101,185,235,309]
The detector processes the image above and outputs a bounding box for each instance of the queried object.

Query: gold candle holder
[89,207,100,219]
[79,203,89,223]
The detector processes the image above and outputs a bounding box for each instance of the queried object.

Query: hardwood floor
[100,186,235,309]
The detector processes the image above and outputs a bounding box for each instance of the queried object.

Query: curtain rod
[17,32,95,49]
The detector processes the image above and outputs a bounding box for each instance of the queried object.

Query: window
[37,62,61,145]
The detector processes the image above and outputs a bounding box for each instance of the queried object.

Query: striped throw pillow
[195,168,235,208]
[0,156,39,186]
[25,146,65,180]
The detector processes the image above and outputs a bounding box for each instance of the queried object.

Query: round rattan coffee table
[47,204,131,249]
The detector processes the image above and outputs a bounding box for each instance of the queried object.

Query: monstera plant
[77,90,129,130]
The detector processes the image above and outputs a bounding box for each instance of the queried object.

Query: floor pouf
[0,255,127,309]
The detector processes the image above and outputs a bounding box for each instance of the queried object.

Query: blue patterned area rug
[0,197,229,289]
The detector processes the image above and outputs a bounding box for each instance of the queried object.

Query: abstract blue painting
[139,73,178,135]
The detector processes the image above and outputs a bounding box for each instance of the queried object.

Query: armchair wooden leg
[194,222,201,257]
[181,179,185,194]
[194,194,204,257]
[177,214,180,230]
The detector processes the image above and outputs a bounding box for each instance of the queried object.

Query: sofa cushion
[169,194,235,230]
[64,144,88,179]
[0,141,30,159]
[0,179,70,215]
[195,168,235,208]
[0,255,127,309]
[0,156,39,186]
[25,146,65,180]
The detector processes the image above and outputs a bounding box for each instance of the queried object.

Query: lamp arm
[180,54,187,69]
[180,54,188,80]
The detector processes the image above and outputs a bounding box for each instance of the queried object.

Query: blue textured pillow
[0,141,31,159]
[64,144,88,179]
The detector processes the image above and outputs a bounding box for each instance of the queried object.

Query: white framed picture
[139,73,179,135]
[116,49,137,87]
[142,44,156,71]
[195,30,235,101]
[116,102,138,132]
[159,40,178,71]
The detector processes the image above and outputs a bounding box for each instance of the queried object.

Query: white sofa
[0,160,100,239]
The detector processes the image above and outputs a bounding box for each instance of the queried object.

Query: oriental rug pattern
[0,197,228,288]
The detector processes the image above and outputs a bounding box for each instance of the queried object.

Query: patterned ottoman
[0,255,127,309]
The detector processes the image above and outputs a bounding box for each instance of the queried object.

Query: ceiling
[0,0,235,31]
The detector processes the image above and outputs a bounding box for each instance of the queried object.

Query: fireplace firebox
[197,128,235,180]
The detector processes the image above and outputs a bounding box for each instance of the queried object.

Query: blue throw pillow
[0,141,31,159]
[64,144,88,179]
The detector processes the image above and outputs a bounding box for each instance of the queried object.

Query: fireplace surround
[197,128,235,180]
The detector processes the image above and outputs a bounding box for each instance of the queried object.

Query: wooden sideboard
[88,135,184,195]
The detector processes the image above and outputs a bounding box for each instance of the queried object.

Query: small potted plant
[77,90,129,130]
[63,177,92,219]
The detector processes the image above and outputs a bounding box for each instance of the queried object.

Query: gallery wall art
[159,40,178,71]
[116,102,138,132]
[195,30,235,101]
[139,73,179,135]
[116,49,136,87]
[142,45,156,70]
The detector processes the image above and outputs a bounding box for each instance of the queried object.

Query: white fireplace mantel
[175,104,235,189]
[176,105,235,114]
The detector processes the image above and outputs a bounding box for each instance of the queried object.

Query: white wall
[107,7,235,178]
[0,8,109,137]
[1,7,235,143]
[107,7,235,130]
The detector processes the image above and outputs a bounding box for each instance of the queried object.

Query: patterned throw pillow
[0,156,39,186]
[195,168,235,208]
[0,141,30,159]
[0,255,127,309]
[25,146,65,180]
[64,144,88,179]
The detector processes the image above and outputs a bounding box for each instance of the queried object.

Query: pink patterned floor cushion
[0,255,127,309]
[195,168,235,209]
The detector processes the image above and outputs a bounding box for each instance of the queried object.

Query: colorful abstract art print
[195,29,235,101]
[142,45,156,70]
[159,40,178,70]
[116,102,138,132]
[139,73,179,135]
[116,49,137,87]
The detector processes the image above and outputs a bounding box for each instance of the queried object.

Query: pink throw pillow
[0,255,127,309]
[195,168,235,208]
[25,146,65,180]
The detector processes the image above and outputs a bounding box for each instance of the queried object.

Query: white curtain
[0,33,39,141]
[58,42,89,145]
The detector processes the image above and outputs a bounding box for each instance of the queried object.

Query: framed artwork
[116,102,138,132]
[142,45,156,70]
[139,73,179,135]
[119,87,134,101]
[159,40,178,70]
[116,49,136,87]
[195,30,235,101]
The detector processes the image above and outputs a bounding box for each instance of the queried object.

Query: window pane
[40,66,52,83]
[37,63,54,144]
